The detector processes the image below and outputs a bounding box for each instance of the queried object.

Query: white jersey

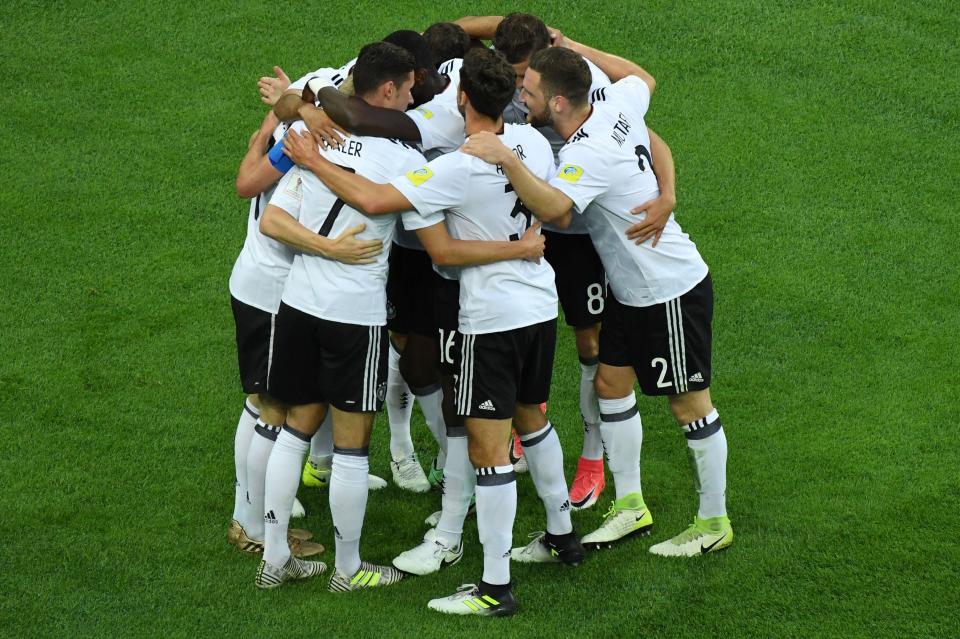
[269,123,440,325]
[549,76,708,308]
[395,58,466,251]
[502,56,609,237]
[392,123,558,334]
[229,66,352,312]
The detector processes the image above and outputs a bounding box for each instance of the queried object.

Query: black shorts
[231,296,274,395]
[434,276,461,377]
[455,319,557,420]
[386,245,438,337]
[543,231,606,328]
[267,302,388,412]
[599,274,713,396]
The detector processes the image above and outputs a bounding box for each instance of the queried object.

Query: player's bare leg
[570,323,606,509]
[511,403,584,565]
[581,364,652,548]
[650,388,732,557]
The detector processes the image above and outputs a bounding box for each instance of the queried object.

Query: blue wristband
[268,133,294,174]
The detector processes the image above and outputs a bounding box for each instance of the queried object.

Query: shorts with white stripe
[598,274,713,396]
[267,302,388,411]
[231,295,276,394]
[456,319,557,420]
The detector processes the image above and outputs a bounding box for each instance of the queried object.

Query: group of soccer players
[224,13,732,616]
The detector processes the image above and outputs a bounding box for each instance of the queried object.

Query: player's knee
[594,372,622,400]
[667,389,712,425]
[468,437,507,469]
[573,325,600,359]
[513,403,547,433]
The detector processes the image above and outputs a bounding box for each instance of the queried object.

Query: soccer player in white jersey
[272,32,455,493]
[282,48,584,617]
[226,90,387,558]
[254,42,546,591]
[463,46,733,557]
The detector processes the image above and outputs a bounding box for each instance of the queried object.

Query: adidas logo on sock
[688,372,704,383]
[479,400,496,411]
[264,510,277,524]
[559,500,571,512]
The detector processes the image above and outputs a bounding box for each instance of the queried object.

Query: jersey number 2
[317,165,357,236]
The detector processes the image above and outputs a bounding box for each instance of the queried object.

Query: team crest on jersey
[406,167,434,186]
[415,107,434,119]
[557,164,584,183]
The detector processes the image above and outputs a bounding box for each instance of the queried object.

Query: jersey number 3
[505,184,533,241]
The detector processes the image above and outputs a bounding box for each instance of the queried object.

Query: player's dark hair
[352,42,416,97]
[492,13,550,64]
[383,30,435,72]
[458,48,516,119]
[529,46,591,108]
[423,22,470,67]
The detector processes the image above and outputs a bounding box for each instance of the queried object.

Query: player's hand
[518,222,545,263]
[547,27,567,48]
[282,128,321,166]
[301,105,348,149]
[258,66,290,106]
[327,223,383,264]
[625,193,676,247]
[462,131,512,166]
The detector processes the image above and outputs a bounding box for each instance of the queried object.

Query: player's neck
[556,105,593,141]
[464,107,504,136]
[358,91,389,109]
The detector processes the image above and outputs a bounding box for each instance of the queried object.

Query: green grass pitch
[1,1,958,637]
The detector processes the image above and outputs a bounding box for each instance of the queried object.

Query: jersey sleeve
[390,152,467,217]
[267,167,305,219]
[548,143,611,215]
[266,120,308,175]
[601,75,652,119]
[407,104,465,153]
[288,67,337,92]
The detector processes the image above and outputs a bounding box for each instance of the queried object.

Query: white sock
[435,436,474,547]
[520,422,572,535]
[232,399,259,524]
[386,344,415,459]
[598,394,643,500]
[475,464,516,586]
[578,359,603,460]
[683,409,728,519]
[330,449,369,576]
[262,425,310,566]
[413,384,447,468]
[245,420,280,540]
[309,410,333,468]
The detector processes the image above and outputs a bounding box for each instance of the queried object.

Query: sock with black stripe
[244,419,280,540]
[683,409,727,519]
[520,422,572,535]
[262,425,310,566]
[386,344,415,459]
[412,384,447,469]
[598,394,643,499]
[330,448,369,576]
[475,465,516,586]
[233,399,259,525]
[579,358,604,460]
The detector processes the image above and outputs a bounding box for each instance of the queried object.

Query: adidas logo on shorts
[478,400,496,411]
[688,372,704,383]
